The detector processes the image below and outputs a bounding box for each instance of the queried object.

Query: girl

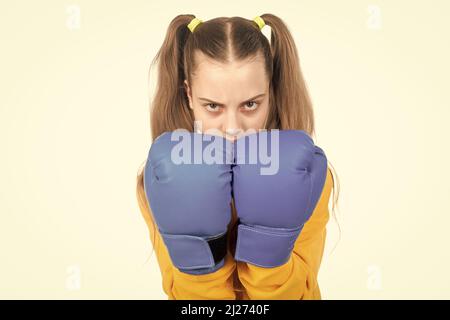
[136,14,340,300]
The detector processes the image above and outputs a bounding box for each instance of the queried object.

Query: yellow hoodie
[136,166,333,300]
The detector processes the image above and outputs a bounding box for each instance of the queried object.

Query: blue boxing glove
[232,129,328,268]
[143,130,234,275]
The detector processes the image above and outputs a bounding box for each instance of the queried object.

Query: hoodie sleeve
[235,167,334,300]
[136,175,237,300]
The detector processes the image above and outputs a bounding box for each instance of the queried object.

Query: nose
[223,110,242,141]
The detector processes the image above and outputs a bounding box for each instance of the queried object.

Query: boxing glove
[232,129,328,268]
[143,130,234,274]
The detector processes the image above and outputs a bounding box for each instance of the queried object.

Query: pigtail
[149,14,195,141]
[260,14,315,137]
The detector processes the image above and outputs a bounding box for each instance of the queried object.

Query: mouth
[224,134,238,142]
[225,129,243,142]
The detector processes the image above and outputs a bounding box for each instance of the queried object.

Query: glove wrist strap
[160,231,228,275]
[234,224,302,268]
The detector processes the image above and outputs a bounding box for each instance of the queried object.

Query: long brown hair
[136,13,341,296]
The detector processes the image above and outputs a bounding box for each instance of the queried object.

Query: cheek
[242,103,270,130]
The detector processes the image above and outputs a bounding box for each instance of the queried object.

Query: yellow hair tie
[188,17,203,33]
[253,16,265,30]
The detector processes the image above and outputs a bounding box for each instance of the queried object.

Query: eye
[204,103,222,113]
[243,101,259,111]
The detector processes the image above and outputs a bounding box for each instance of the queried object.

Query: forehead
[191,51,268,98]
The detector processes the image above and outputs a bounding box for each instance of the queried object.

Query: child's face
[184,51,270,141]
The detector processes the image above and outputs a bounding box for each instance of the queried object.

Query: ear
[184,80,194,110]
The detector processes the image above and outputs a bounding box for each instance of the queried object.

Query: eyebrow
[198,93,266,105]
